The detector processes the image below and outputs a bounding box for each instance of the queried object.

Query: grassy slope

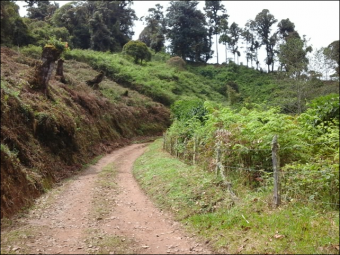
[133,139,339,254]
[64,49,228,106]
[64,49,339,112]
[0,46,170,219]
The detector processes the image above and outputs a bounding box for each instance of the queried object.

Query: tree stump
[86,71,104,90]
[55,58,66,84]
[31,45,63,95]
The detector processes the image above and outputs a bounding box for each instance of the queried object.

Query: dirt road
[1,143,211,254]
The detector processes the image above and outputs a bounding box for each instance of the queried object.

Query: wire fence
[163,132,339,209]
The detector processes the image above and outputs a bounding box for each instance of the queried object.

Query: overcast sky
[16,1,339,66]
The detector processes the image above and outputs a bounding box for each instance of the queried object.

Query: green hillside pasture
[64,49,227,105]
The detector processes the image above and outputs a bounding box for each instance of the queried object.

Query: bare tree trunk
[216,34,219,64]
[55,59,66,83]
[31,46,63,96]
[86,71,104,90]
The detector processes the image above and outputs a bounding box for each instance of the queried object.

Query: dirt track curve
[2,143,212,254]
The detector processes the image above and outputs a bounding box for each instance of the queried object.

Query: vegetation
[166,1,213,62]
[204,0,228,64]
[1,1,339,253]
[0,47,170,218]
[164,96,339,208]
[122,40,151,64]
[138,4,166,53]
[133,139,339,254]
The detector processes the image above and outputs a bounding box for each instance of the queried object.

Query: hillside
[1,44,339,220]
[0,47,171,219]
[63,48,338,112]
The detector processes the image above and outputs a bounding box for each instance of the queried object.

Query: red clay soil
[1,144,212,254]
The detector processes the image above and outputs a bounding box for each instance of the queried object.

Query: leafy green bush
[122,40,151,64]
[301,93,339,126]
[20,44,43,59]
[164,100,339,207]
[170,98,207,122]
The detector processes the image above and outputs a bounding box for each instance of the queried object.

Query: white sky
[16,1,339,66]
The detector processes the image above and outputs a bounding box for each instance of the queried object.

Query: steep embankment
[0,47,171,219]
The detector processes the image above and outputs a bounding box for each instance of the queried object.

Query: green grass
[133,139,340,254]
[64,49,228,106]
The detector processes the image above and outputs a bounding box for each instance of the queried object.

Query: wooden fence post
[193,136,197,165]
[170,137,173,155]
[163,133,166,150]
[175,137,178,158]
[272,135,281,207]
[215,141,221,177]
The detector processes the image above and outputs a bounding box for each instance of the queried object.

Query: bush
[170,98,207,122]
[20,44,43,59]
[122,40,151,64]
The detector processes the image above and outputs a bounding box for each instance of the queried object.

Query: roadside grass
[133,139,340,254]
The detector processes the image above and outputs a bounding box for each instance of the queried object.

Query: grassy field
[133,139,339,254]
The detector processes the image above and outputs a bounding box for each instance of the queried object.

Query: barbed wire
[164,144,339,208]
[281,198,339,206]
[163,153,337,174]
[164,140,338,154]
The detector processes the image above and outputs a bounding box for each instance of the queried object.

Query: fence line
[163,132,339,209]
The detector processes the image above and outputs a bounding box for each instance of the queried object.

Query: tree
[122,40,151,64]
[89,11,113,52]
[308,47,335,80]
[26,0,59,21]
[250,9,278,72]
[268,32,278,72]
[218,18,230,63]
[324,40,339,76]
[138,4,166,53]
[26,19,70,48]
[244,21,262,69]
[278,35,312,76]
[51,2,91,49]
[227,22,242,64]
[166,0,213,62]
[241,27,253,67]
[204,0,228,64]
[93,1,137,50]
[277,18,300,41]
[1,1,33,46]
[50,1,137,52]
[277,35,313,114]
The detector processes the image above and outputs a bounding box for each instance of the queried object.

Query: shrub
[20,44,43,59]
[122,40,151,64]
